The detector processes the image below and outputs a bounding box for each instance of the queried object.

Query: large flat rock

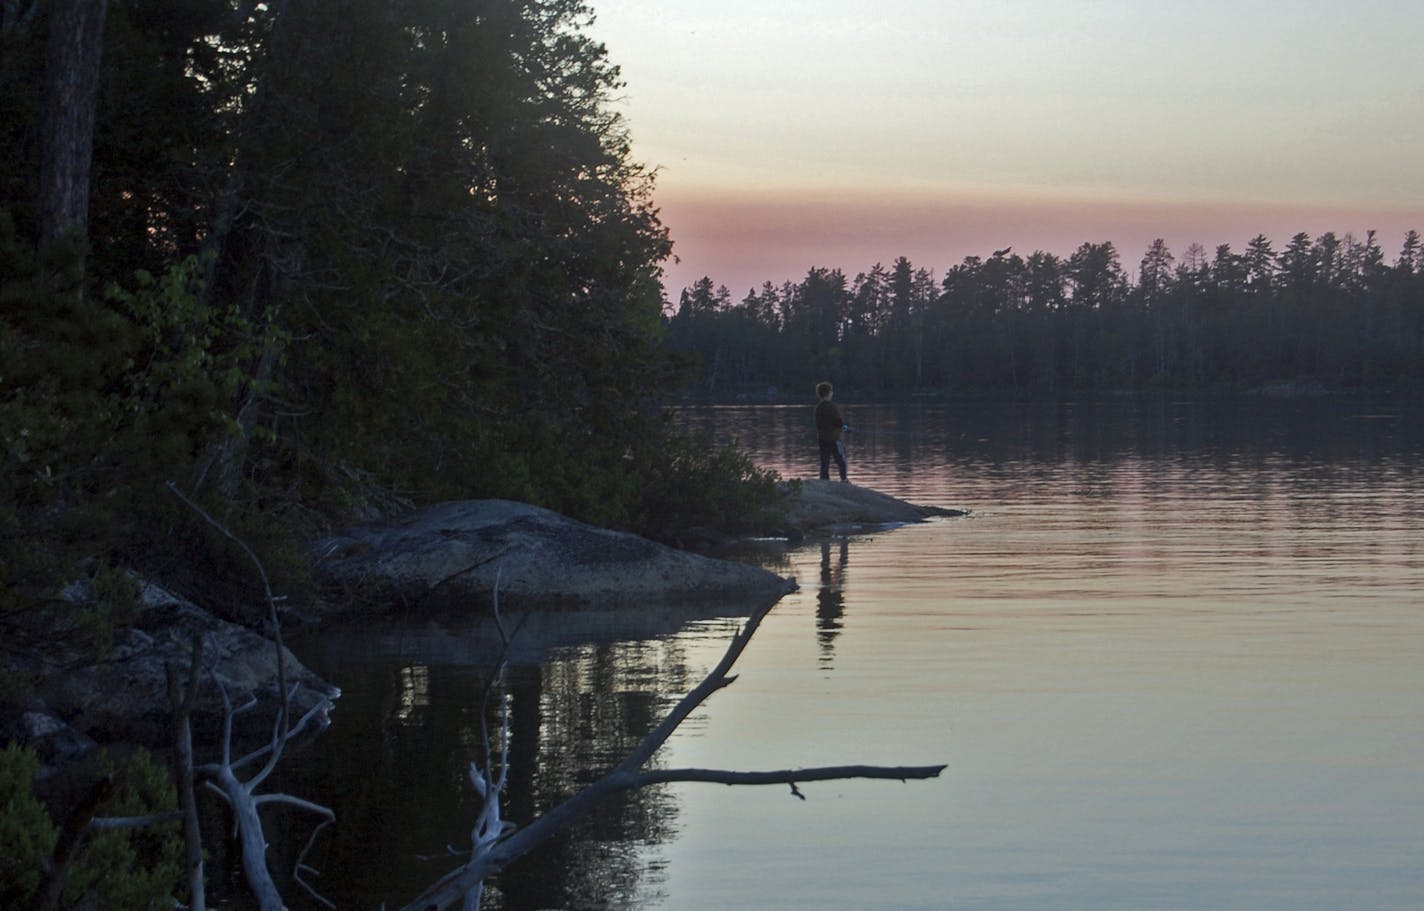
[313,499,796,614]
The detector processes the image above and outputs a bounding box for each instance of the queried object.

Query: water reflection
[679,397,1424,500]
[393,664,431,725]
[815,539,849,663]
[274,398,1424,910]
[283,623,729,909]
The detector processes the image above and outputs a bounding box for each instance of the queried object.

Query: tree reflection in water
[491,641,698,909]
[280,630,705,909]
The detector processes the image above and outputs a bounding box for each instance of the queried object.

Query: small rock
[780,480,968,534]
[0,708,99,779]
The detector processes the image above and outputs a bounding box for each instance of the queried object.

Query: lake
[286,398,1424,910]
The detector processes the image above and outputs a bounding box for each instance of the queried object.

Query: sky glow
[587,0,1424,297]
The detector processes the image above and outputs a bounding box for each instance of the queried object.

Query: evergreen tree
[663,229,1423,398]
[5,0,754,621]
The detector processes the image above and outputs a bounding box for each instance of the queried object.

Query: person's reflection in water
[816,538,850,663]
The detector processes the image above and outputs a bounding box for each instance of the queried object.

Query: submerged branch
[396,598,946,911]
[634,764,948,789]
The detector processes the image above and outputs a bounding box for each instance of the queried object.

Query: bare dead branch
[613,600,773,775]
[396,598,946,911]
[87,810,184,830]
[166,633,208,910]
[166,482,334,910]
[451,571,517,910]
[294,816,338,910]
[634,764,948,789]
[165,480,290,746]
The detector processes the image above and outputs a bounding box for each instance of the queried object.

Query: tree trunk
[38,0,108,254]
[167,640,208,911]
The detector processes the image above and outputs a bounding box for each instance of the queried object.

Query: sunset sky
[588,0,1424,299]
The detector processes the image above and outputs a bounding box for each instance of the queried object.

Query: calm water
[287,398,1424,910]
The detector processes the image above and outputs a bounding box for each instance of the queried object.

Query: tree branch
[167,633,208,911]
[166,482,334,910]
[165,480,290,745]
[396,597,946,911]
[634,764,948,789]
[87,810,183,830]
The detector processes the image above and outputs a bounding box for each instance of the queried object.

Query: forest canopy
[1,0,775,617]
[666,232,1424,399]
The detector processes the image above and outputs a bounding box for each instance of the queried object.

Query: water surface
[291,398,1424,910]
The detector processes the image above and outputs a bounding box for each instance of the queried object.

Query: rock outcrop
[312,499,796,615]
[781,479,967,535]
[6,485,960,779]
[12,580,338,767]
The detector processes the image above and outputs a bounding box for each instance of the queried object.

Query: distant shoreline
[671,382,1386,407]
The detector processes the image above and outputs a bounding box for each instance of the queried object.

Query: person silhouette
[813,381,848,482]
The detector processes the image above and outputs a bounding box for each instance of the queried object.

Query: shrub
[0,743,59,906]
[631,423,788,544]
[0,744,181,910]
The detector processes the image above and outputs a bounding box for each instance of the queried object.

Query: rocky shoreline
[779,479,967,536]
[7,483,965,773]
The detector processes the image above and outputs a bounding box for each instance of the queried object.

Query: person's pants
[819,440,847,481]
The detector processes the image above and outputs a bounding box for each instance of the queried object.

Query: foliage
[67,564,143,658]
[666,231,1424,397]
[0,210,253,624]
[0,745,181,910]
[213,0,678,526]
[0,743,59,906]
[630,424,788,544]
[3,0,777,623]
[63,750,183,911]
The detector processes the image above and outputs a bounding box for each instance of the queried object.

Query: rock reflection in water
[283,615,725,909]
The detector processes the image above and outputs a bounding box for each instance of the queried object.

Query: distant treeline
[665,231,1424,397]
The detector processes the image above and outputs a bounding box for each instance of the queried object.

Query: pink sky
[654,186,1424,299]
[589,2,1424,303]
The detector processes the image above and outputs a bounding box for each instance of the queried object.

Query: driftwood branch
[633,764,948,789]
[294,816,337,910]
[232,683,330,780]
[452,572,517,911]
[87,810,184,830]
[197,679,285,911]
[194,675,335,911]
[166,633,208,911]
[166,481,334,911]
[398,597,945,911]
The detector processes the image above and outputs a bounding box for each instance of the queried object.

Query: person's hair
[816,382,833,398]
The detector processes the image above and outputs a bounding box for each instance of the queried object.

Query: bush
[0,744,181,910]
[631,423,788,544]
[1,211,261,626]
[0,743,59,906]
[62,750,183,911]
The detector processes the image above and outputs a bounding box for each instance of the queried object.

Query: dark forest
[2,0,778,616]
[666,231,1424,398]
